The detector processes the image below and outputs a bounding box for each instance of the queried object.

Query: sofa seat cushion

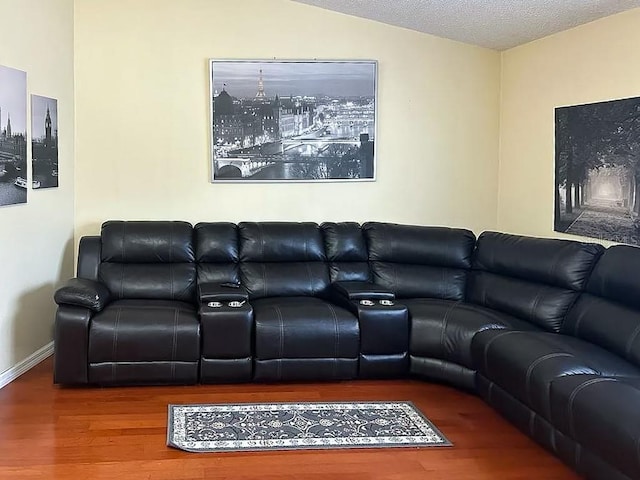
[471,330,640,419]
[88,299,200,363]
[252,297,359,360]
[407,299,541,369]
[550,374,640,480]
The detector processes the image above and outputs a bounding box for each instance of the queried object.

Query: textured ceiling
[291,0,640,50]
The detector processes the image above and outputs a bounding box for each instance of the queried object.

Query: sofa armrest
[331,281,395,301]
[54,278,111,312]
[54,305,93,385]
[198,282,249,303]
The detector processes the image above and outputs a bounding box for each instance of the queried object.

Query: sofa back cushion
[363,222,476,300]
[238,222,330,299]
[563,245,640,366]
[321,222,370,282]
[98,221,196,302]
[468,232,603,332]
[194,222,240,285]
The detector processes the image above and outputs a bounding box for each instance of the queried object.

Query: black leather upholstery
[252,296,359,359]
[363,222,476,300]
[468,232,603,332]
[321,222,370,282]
[199,302,253,383]
[409,299,541,370]
[477,374,633,480]
[550,374,640,480]
[469,240,640,480]
[98,263,196,302]
[54,278,111,312]
[330,281,395,300]
[254,358,358,381]
[410,357,476,391]
[356,300,409,378]
[472,232,604,290]
[77,236,101,281]
[87,299,200,385]
[101,221,194,263]
[194,222,240,285]
[562,245,640,367]
[239,222,326,262]
[54,305,92,385]
[472,330,639,419]
[198,282,248,302]
[582,244,640,309]
[239,222,330,299]
[252,296,359,380]
[99,221,197,302]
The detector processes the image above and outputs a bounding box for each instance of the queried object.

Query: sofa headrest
[473,232,604,290]
[321,222,368,262]
[363,222,476,268]
[194,222,239,263]
[586,245,640,309]
[239,222,326,262]
[101,221,194,263]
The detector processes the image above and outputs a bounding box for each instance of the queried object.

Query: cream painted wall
[74,0,501,239]
[498,8,640,240]
[0,0,75,374]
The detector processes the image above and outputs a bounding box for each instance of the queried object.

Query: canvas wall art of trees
[555,96,640,245]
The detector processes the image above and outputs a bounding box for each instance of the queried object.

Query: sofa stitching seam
[326,303,340,378]
[439,302,456,360]
[111,307,122,383]
[529,286,543,325]
[566,377,612,439]
[275,305,284,379]
[120,263,125,300]
[482,330,516,376]
[525,352,572,406]
[625,324,640,361]
[171,308,179,380]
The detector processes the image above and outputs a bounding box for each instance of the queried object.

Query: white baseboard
[0,341,54,389]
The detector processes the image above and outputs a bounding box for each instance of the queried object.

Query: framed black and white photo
[210,59,377,182]
[0,64,27,206]
[31,95,58,189]
[555,96,640,245]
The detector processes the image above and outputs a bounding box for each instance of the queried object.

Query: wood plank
[0,357,579,479]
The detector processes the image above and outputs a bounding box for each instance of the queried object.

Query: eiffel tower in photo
[255,69,266,99]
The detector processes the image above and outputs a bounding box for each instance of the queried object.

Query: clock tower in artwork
[44,106,52,149]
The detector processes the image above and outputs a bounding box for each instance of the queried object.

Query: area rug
[167,401,451,453]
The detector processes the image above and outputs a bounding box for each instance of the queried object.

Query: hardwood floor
[0,357,579,480]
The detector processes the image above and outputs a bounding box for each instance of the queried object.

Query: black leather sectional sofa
[53,220,640,480]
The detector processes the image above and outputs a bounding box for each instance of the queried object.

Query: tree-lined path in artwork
[555,96,640,245]
[565,198,637,243]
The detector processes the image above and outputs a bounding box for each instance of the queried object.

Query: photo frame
[31,95,59,189]
[210,59,377,182]
[0,64,27,206]
[554,96,640,245]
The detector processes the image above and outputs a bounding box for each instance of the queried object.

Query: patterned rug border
[167,401,452,453]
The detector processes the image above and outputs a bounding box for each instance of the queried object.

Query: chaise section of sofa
[472,243,640,480]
